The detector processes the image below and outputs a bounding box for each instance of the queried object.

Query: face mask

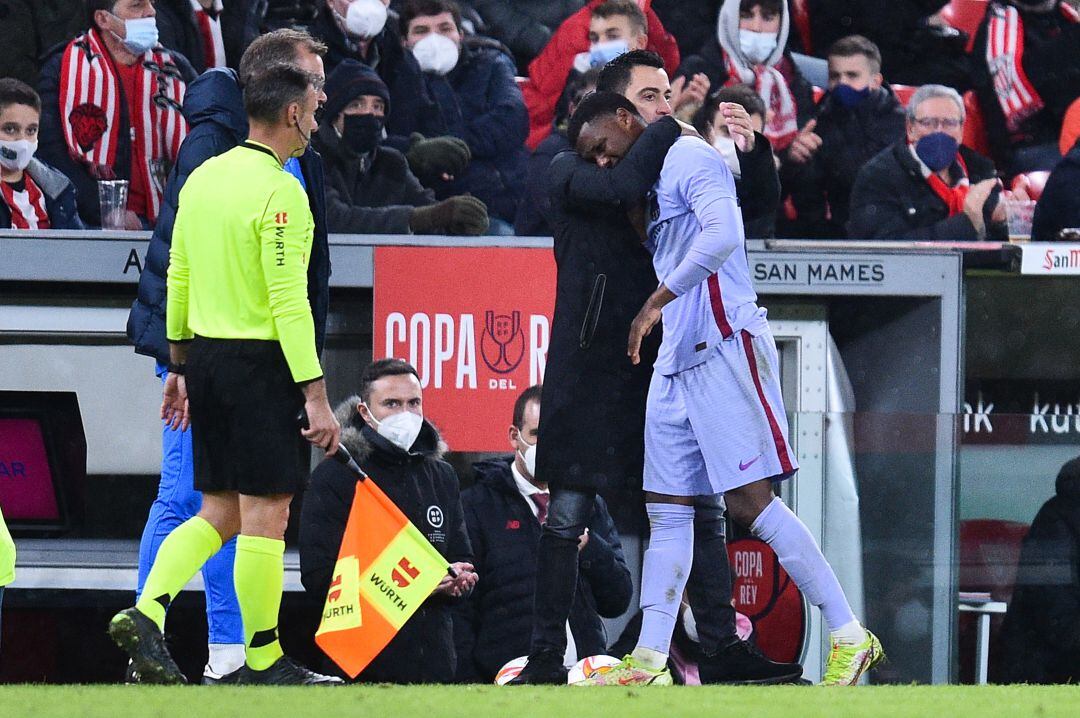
[369,408,423,451]
[738,30,777,65]
[412,33,460,75]
[834,84,871,110]
[589,39,629,68]
[516,434,537,477]
[914,131,959,173]
[711,135,741,178]
[113,15,159,54]
[0,139,36,172]
[342,0,388,38]
[292,110,314,158]
[342,113,384,154]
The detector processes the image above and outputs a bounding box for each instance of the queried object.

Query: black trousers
[529,489,737,656]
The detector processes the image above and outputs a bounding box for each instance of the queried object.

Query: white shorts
[643,328,799,497]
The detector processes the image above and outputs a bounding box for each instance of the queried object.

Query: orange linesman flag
[314,477,448,678]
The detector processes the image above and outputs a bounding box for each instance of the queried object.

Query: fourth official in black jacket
[453,457,632,683]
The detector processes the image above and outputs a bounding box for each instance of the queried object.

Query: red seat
[962,90,991,156]
[940,0,990,52]
[892,84,918,107]
[790,0,813,55]
[1010,171,1050,201]
[958,519,1030,683]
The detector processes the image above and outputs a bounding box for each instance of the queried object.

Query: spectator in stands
[156,0,250,74]
[453,385,632,683]
[313,59,489,235]
[0,1,85,87]
[464,0,586,71]
[651,0,720,62]
[971,0,1080,175]
[693,84,781,238]
[997,456,1080,684]
[515,69,599,237]
[522,0,681,150]
[848,84,1008,241]
[0,79,83,230]
[37,0,197,229]
[402,0,528,233]
[1030,136,1080,242]
[300,359,478,683]
[787,35,906,238]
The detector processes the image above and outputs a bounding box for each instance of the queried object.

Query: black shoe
[108,608,187,685]
[202,665,243,685]
[123,660,140,684]
[697,639,804,685]
[235,656,344,685]
[506,650,568,685]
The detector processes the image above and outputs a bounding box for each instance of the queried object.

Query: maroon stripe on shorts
[740,330,794,473]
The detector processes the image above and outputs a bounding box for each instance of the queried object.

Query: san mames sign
[373,247,557,451]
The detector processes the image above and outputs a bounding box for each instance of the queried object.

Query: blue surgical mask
[914,132,960,173]
[589,39,629,67]
[113,15,159,54]
[833,84,871,109]
[738,30,777,65]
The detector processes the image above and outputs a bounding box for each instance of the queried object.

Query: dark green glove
[409,196,489,236]
[406,133,471,186]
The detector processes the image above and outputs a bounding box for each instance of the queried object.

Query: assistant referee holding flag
[109,62,343,686]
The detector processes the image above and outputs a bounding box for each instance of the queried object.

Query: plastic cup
[98,180,129,230]
[1004,199,1036,242]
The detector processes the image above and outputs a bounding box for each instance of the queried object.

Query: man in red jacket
[522,0,680,150]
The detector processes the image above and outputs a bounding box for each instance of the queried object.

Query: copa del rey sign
[373,247,557,451]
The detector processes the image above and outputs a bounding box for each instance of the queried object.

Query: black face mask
[341,113,384,155]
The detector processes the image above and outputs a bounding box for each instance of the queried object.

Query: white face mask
[368,408,423,451]
[516,434,537,477]
[113,15,159,54]
[0,139,36,172]
[412,33,460,75]
[342,0,388,39]
[711,135,741,178]
[738,29,777,65]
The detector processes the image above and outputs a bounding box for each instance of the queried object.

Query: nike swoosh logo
[739,455,763,471]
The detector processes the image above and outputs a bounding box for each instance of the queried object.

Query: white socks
[750,497,860,637]
[207,643,246,676]
[635,503,695,668]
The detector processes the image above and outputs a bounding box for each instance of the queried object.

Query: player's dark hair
[739,0,783,16]
[827,35,882,74]
[567,90,641,147]
[239,29,327,87]
[244,63,314,125]
[596,49,665,96]
[401,0,463,36]
[0,78,42,115]
[512,385,543,429]
[591,0,647,36]
[360,358,421,403]
[693,84,766,136]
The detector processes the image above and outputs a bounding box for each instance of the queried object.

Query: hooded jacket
[423,39,529,223]
[997,456,1080,683]
[453,457,632,682]
[125,68,331,365]
[299,397,472,684]
[311,119,435,235]
[1030,142,1080,242]
[0,158,84,230]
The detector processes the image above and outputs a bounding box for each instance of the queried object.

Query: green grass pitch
[1,685,1078,718]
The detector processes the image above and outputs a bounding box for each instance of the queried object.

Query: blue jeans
[135,366,243,644]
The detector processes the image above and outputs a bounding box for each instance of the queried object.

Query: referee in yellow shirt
[109,62,342,686]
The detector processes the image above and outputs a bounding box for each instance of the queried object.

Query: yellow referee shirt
[0,504,14,587]
[166,141,322,383]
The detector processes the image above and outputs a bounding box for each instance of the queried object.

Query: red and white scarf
[58,29,188,222]
[192,0,227,70]
[1,175,51,230]
[910,144,971,217]
[985,1,1079,132]
[723,53,799,151]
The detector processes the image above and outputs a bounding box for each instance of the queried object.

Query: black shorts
[186,337,306,496]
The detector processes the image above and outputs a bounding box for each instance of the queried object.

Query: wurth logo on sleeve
[274,211,288,224]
